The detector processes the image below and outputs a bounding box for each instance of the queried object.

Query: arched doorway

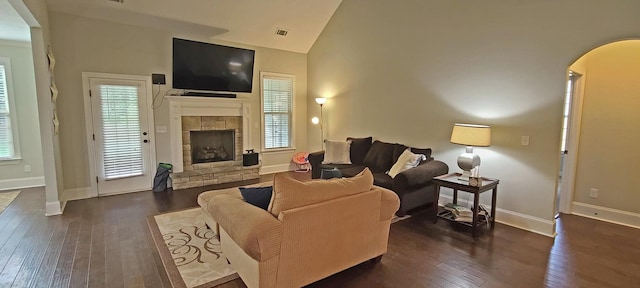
[557,40,640,228]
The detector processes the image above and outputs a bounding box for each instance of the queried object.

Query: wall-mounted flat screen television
[173,38,255,93]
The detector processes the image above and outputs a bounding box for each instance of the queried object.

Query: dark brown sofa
[308,137,449,216]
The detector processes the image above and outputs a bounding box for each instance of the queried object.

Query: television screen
[173,38,255,93]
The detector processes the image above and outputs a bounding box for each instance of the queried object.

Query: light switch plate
[521,136,530,146]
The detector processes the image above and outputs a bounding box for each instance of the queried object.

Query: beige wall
[573,40,640,214]
[49,12,307,190]
[308,0,640,227]
[0,41,44,181]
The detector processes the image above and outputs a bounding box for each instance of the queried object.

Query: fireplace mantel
[166,96,252,173]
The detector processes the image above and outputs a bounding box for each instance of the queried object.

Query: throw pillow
[347,136,373,165]
[392,144,408,164]
[410,147,432,160]
[322,140,352,164]
[362,141,395,172]
[388,149,426,178]
[268,168,374,217]
[239,186,273,210]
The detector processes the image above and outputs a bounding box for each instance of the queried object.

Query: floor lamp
[312,97,327,150]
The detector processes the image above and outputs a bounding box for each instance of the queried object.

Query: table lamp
[450,123,491,181]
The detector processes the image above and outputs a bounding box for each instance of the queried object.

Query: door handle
[143,132,148,136]
[144,139,149,143]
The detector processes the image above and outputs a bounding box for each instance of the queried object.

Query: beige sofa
[197,168,400,288]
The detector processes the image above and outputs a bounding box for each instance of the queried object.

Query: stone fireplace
[167,96,260,190]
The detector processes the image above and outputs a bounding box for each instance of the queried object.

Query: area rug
[391,214,411,223]
[0,190,20,215]
[148,208,239,288]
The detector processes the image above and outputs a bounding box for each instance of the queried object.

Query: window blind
[99,84,143,180]
[0,64,14,159]
[263,76,293,149]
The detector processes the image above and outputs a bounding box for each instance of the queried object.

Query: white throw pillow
[322,140,352,164]
[388,149,425,178]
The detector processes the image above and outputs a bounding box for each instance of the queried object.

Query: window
[261,72,295,151]
[560,72,576,153]
[0,57,19,160]
[98,84,144,179]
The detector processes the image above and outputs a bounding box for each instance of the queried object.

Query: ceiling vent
[275,28,289,37]
[107,0,124,3]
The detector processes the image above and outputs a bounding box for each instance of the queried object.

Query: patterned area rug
[0,190,20,215]
[148,208,239,288]
[391,214,411,223]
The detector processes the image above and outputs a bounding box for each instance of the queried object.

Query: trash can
[152,163,173,192]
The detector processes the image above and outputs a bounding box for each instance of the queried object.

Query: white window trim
[260,71,296,153]
[0,57,22,161]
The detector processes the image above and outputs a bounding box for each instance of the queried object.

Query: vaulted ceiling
[46,0,343,53]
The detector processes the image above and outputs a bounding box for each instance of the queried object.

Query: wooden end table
[433,173,499,237]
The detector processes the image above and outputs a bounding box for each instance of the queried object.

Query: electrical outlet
[24,165,31,172]
[589,188,598,198]
[521,136,530,146]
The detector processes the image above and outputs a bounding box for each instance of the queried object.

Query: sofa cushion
[240,186,273,210]
[268,168,374,217]
[198,181,272,211]
[347,136,372,165]
[322,140,352,164]
[362,141,396,173]
[372,173,394,190]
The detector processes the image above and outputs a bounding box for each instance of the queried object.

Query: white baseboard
[45,200,62,216]
[63,187,93,202]
[0,176,45,191]
[572,202,640,229]
[260,164,291,175]
[438,194,556,237]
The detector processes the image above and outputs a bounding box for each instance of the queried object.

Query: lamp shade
[315,97,327,105]
[450,124,491,147]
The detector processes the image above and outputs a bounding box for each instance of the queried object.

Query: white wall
[308,0,640,236]
[0,40,44,188]
[48,12,308,191]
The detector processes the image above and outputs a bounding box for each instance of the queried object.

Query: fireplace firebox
[190,130,235,164]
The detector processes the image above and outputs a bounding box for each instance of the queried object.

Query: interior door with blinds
[89,77,153,195]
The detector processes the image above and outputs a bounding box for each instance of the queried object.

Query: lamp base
[457,147,480,182]
[458,170,473,181]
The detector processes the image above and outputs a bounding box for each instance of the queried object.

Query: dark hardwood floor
[0,173,638,288]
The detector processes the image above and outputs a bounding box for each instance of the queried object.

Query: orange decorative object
[292,152,310,172]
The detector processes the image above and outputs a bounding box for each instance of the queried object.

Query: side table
[433,173,499,237]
